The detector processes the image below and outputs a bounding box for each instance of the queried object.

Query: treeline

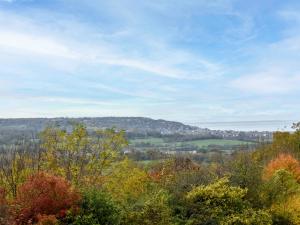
[0,123,300,224]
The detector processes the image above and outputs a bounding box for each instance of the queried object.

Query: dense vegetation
[0,123,299,225]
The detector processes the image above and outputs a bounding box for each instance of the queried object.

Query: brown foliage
[149,157,200,181]
[263,154,300,181]
[11,172,80,225]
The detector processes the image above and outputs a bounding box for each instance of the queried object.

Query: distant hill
[0,117,197,134]
[0,117,272,144]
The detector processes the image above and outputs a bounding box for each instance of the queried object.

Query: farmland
[129,137,255,152]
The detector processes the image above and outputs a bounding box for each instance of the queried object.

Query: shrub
[11,172,80,224]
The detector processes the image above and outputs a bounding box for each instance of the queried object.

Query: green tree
[137,190,172,225]
[229,152,264,207]
[104,159,173,225]
[65,189,121,225]
[40,124,128,186]
[262,169,299,206]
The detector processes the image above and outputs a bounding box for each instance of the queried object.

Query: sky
[0,0,300,124]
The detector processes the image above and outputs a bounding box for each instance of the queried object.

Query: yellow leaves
[187,177,247,202]
[103,158,150,205]
[186,178,272,225]
[0,152,35,197]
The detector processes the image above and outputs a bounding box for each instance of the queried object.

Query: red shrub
[263,154,300,181]
[12,172,80,224]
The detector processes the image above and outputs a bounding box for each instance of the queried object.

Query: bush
[11,172,80,224]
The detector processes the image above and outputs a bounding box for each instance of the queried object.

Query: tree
[103,158,173,225]
[134,190,173,225]
[271,131,300,156]
[227,151,268,208]
[262,169,299,207]
[0,150,35,197]
[262,169,300,224]
[149,157,209,194]
[64,189,121,225]
[103,158,150,207]
[185,178,272,225]
[40,124,128,186]
[253,129,300,162]
[11,172,80,225]
[263,154,300,182]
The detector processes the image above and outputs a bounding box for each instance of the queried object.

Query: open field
[129,137,254,152]
[182,139,253,147]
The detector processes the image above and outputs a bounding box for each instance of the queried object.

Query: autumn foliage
[1,124,300,225]
[263,154,300,181]
[11,172,80,225]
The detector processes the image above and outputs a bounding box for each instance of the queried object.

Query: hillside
[0,117,272,145]
[0,117,197,134]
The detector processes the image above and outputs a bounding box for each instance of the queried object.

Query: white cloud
[0,9,223,80]
[230,70,300,94]
[0,30,79,59]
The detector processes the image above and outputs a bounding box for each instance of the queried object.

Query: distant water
[190,120,297,132]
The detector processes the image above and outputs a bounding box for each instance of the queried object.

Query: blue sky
[0,0,300,124]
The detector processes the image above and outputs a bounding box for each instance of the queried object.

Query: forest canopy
[0,123,300,225]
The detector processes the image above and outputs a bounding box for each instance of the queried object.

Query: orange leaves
[263,154,300,181]
[11,172,80,225]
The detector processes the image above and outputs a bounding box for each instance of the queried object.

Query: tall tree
[40,124,128,186]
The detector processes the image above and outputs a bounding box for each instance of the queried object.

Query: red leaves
[263,154,300,181]
[11,172,80,225]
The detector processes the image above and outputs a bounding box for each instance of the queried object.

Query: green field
[129,138,253,150]
[181,139,252,147]
[130,137,165,145]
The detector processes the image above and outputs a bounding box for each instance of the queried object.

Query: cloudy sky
[0,0,300,123]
